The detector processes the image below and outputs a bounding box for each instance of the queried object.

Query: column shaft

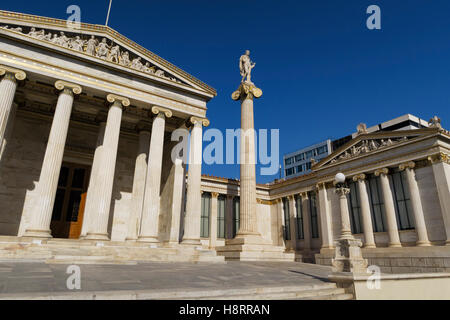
[182,120,204,244]
[24,87,78,237]
[0,74,18,149]
[86,101,123,240]
[80,122,106,238]
[288,196,298,251]
[138,113,166,242]
[127,130,150,241]
[225,196,234,239]
[401,164,430,246]
[209,193,219,248]
[355,176,376,248]
[317,185,334,249]
[238,96,258,236]
[376,169,402,247]
[301,193,312,251]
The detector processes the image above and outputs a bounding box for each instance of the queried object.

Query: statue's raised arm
[239,50,255,83]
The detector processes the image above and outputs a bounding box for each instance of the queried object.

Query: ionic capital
[428,152,450,165]
[300,192,309,200]
[374,168,389,177]
[399,161,415,171]
[0,65,26,82]
[106,94,130,107]
[189,116,210,128]
[335,187,350,197]
[152,106,173,118]
[231,82,263,101]
[352,173,366,182]
[55,80,82,95]
[211,192,219,199]
[316,182,327,191]
[287,195,295,201]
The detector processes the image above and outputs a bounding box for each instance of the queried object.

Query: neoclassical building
[0,11,449,271]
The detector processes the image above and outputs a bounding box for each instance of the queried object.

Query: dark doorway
[50,163,91,239]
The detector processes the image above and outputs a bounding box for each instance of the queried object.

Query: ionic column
[399,161,431,246]
[24,80,82,238]
[182,117,209,245]
[317,183,334,249]
[138,107,172,243]
[80,120,106,238]
[300,192,312,251]
[375,168,402,247]
[209,192,219,248]
[288,195,298,251]
[353,174,376,248]
[126,123,151,241]
[225,195,234,239]
[86,94,129,240]
[0,66,26,149]
[428,153,450,245]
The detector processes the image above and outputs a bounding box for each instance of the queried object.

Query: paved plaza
[0,261,333,298]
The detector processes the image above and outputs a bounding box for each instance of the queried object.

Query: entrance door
[50,163,91,239]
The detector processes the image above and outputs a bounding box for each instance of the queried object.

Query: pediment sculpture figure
[131,57,144,70]
[96,38,110,59]
[120,51,130,66]
[239,50,256,83]
[70,36,85,52]
[108,45,120,63]
[85,35,98,56]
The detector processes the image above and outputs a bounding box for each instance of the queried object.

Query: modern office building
[283,114,429,179]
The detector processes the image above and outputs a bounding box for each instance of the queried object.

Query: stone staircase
[0,283,353,300]
[0,236,225,264]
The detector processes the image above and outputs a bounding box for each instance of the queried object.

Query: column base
[363,243,376,249]
[137,236,159,243]
[445,240,450,246]
[181,238,201,246]
[22,229,52,239]
[388,242,402,248]
[85,233,109,241]
[332,238,368,274]
[416,240,432,247]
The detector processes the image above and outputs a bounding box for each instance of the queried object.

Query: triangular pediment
[0,10,216,97]
[313,128,440,170]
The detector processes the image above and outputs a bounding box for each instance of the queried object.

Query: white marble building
[0,11,449,271]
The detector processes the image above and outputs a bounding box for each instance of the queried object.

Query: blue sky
[2,1,450,183]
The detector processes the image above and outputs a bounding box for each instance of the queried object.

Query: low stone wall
[330,272,450,300]
[315,246,450,273]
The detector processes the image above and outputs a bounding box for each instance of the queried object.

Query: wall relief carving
[1,24,184,84]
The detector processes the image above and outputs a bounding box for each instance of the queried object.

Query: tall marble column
[375,168,402,247]
[428,153,450,245]
[300,192,312,252]
[126,123,151,241]
[317,183,334,249]
[209,192,219,249]
[86,94,129,240]
[80,120,107,238]
[353,174,376,248]
[0,66,26,152]
[24,80,82,238]
[399,161,431,246]
[138,107,172,243]
[231,82,262,239]
[288,195,298,251]
[182,116,209,245]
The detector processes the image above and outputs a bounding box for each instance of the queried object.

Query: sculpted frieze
[1,24,184,84]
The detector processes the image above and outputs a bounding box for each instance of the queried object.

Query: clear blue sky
[2,1,450,183]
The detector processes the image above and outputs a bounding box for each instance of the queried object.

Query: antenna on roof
[105,0,113,26]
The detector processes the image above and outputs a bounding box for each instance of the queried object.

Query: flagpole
[105,0,113,26]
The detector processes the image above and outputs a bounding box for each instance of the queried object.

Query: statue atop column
[239,50,256,84]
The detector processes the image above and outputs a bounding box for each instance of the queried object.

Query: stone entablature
[0,10,216,97]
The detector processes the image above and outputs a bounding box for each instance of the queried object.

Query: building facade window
[308,192,319,238]
[200,193,211,238]
[282,198,291,240]
[286,168,294,176]
[348,181,363,234]
[232,197,240,238]
[390,171,415,230]
[217,195,226,239]
[285,157,293,165]
[295,195,304,240]
[367,174,387,232]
